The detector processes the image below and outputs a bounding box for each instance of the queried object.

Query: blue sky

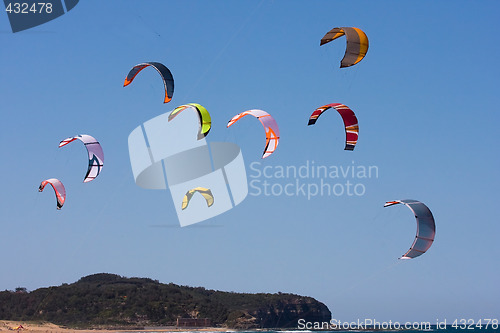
[1,0,499,324]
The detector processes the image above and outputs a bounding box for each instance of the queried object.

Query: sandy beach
[1,321,93,333]
[0,321,230,333]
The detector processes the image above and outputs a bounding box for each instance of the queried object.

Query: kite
[124,62,174,103]
[320,27,369,68]
[39,178,66,210]
[227,109,280,158]
[59,135,104,183]
[308,103,359,151]
[182,187,214,210]
[384,199,436,259]
[168,103,211,140]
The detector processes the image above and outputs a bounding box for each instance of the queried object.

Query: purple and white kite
[59,134,104,183]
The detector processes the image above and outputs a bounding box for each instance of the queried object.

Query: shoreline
[0,322,236,333]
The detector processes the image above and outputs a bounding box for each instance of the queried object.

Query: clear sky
[1,0,499,324]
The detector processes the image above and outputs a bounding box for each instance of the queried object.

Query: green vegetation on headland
[0,273,331,329]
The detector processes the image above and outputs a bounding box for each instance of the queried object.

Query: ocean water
[269,329,499,333]
[268,329,499,333]
[246,326,500,333]
[124,328,499,333]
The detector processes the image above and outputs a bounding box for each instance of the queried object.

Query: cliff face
[225,296,331,329]
[0,273,331,329]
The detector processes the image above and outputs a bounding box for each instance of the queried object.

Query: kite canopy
[59,134,104,183]
[384,199,436,259]
[227,109,280,159]
[39,178,66,210]
[168,103,211,140]
[124,62,174,103]
[182,187,214,210]
[308,103,359,151]
[320,27,369,68]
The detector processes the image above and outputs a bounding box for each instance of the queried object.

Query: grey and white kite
[384,199,436,259]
